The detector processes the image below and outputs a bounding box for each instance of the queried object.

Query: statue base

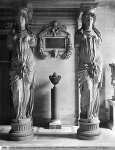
[9,118,33,141]
[77,119,100,140]
[49,119,61,129]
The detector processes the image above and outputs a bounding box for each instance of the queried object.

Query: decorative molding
[77,120,100,140]
[31,0,99,9]
[37,21,72,59]
[9,118,33,140]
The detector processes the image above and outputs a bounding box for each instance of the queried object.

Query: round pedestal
[9,118,33,141]
[77,120,100,140]
[49,119,61,129]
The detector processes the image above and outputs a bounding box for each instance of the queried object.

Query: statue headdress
[81,9,102,41]
[82,10,96,24]
[18,7,33,24]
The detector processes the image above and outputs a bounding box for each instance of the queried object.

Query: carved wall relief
[37,21,72,59]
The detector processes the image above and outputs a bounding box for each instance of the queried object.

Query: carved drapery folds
[7,7,36,140]
[37,21,72,59]
[76,8,103,139]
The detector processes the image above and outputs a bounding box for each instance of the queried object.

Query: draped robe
[8,30,36,119]
[76,29,102,122]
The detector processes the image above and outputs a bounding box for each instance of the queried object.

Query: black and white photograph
[0,0,115,149]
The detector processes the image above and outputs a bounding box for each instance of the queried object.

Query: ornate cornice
[31,0,99,9]
[0,0,99,9]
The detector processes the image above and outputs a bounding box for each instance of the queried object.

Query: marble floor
[0,125,115,150]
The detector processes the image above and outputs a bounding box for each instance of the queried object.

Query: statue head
[18,8,29,30]
[17,7,33,31]
[81,11,96,31]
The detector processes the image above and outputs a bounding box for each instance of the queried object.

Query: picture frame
[37,21,72,59]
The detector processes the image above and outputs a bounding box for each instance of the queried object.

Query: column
[49,72,61,129]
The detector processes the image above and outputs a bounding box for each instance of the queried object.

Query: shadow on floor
[100,120,113,130]
[0,124,112,141]
[33,118,50,129]
[34,133,77,139]
[0,132,78,141]
[0,132,10,141]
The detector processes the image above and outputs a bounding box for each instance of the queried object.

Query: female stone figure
[8,8,37,120]
[76,10,103,123]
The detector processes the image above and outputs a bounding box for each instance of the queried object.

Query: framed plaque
[45,37,65,49]
[38,21,72,59]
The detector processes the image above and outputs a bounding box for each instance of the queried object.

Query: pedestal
[108,100,115,130]
[49,86,61,129]
[9,118,33,141]
[49,72,61,129]
[77,119,100,140]
[49,119,61,129]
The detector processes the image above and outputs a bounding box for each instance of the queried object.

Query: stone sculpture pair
[7,7,102,140]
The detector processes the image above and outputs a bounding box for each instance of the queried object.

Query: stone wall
[31,10,77,126]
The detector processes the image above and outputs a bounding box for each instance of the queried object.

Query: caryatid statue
[76,9,103,139]
[7,7,37,140]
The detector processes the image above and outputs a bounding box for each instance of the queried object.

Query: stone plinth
[9,118,33,141]
[77,119,100,140]
[49,73,62,129]
[49,119,61,129]
[108,100,115,130]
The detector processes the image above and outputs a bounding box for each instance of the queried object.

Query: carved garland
[37,21,72,59]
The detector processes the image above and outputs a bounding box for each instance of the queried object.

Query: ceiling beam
[31,0,98,9]
[0,0,99,9]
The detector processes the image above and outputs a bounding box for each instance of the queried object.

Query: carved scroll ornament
[37,21,72,59]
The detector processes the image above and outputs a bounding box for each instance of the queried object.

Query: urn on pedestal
[49,72,62,129]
